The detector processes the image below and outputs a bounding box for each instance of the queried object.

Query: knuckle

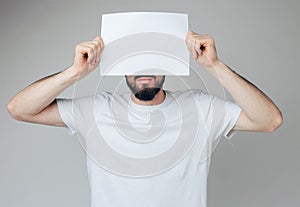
[75,44,81,50]
[205,34,213,40]
[100,41,105,48]
[209,38,215,44]
[92,44,97,51]
[88,47,94,53]
[100,42,104,49]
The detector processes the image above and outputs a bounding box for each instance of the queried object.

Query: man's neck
[131,89,166,106]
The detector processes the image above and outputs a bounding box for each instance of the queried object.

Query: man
[7,31,282,207]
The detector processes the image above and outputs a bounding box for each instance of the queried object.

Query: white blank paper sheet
[99,12,190,76]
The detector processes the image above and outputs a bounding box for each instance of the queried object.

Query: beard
[133,87,161,101]
[126,76,165,101]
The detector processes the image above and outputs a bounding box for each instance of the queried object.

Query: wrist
[205,61,234,83]
[204,59,223,73]
[61,66,80,85]
[207,58,222,67]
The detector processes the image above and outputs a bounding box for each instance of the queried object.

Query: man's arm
[7,36,104,126]
[185,31,283,132]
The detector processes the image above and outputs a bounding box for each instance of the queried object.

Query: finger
[186,31,201,59]
[197,35,215,48]
[185,39,192,55]
[194,39,203,57]
[93,36,104,62]
[82,42,101,63]
[88,40,101,63]
[76,44,92,59]
[97,36,105,47]
[185,35,194,56]
[75,45,91,65]
[185,31,194,47]
[96,38,104,62]
[93,36,105,51]
[77,44,95,64]
[89,41,100,64]
[186,30,195,39]
[191,38,198,59]
[99,37,105,54]
[93,36,103,63]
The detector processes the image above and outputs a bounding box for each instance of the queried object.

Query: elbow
[7,100,24,121]
[266,111,283,132]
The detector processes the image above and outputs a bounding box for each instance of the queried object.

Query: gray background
[1,0,299,206]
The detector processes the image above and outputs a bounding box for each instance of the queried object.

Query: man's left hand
[185,31,219,69]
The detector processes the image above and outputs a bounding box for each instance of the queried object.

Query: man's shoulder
[56,91,117,106]
[62,91,129,101]
[167,89,208,99]
[166,89,217,109]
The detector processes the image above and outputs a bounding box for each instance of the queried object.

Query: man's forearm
[206,61,282,131]
[185,32,282,131]
[7,66,78,120]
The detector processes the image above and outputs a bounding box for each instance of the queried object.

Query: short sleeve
[222,100,241,139]
[56,98,77,135]
[194,90,241,140]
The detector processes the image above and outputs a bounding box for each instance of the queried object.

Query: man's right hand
[7,36,105,127]
[72,36,105,80]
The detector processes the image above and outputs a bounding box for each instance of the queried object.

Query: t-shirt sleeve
[195,90,241,140]
[56,98,77,135]
[222,100,241,139]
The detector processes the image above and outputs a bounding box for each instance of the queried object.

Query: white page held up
[99,12,190,76]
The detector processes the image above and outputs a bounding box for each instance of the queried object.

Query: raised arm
[7,36,104,126]
[185,31,283,132]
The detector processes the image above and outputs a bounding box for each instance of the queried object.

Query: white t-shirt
[56,89,241,207]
